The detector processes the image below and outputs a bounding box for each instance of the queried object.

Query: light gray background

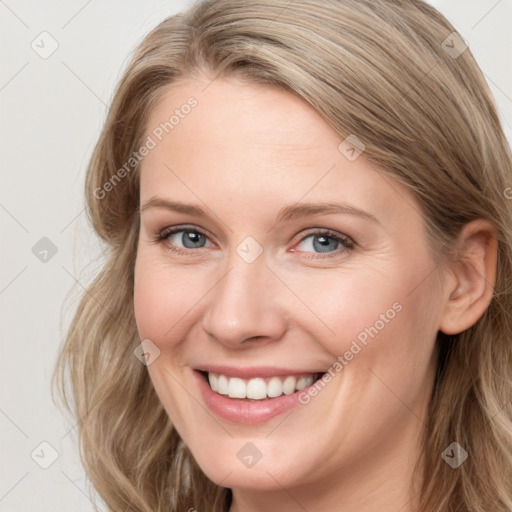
[1,1,511,510]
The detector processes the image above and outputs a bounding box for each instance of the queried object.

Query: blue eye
[160,227,214,250]
[156,226,354,258]
[295,231,354,256]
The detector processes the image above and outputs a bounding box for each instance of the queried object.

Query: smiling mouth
[199,371,324,400]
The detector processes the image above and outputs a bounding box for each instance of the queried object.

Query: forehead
[138,77,416,228]
[144,77,339,157]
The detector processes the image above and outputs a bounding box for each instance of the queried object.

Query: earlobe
[439,220,498,335]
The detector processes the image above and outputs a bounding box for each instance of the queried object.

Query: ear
[439,220,498,335]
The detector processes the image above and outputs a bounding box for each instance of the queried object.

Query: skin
[133,74,497,512]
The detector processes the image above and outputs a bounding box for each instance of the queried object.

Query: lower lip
[193,370,312,424]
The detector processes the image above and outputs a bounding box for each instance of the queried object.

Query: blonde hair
[53,0,512,510]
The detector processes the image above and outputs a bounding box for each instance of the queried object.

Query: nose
[201,254,288,349]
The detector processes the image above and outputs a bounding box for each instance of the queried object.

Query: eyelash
[154,224,355,259]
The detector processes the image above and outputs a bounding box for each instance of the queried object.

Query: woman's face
[134,76,445,496]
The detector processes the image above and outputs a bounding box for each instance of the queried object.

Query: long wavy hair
[52,0,512,510]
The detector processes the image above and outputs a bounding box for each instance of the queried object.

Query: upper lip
[194,365,325,379]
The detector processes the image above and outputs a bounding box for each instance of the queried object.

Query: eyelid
[291,228,355,257]
[294,227,354,245]
[155,224,355,257]
[158,224,210,240]
[155,224,217,252]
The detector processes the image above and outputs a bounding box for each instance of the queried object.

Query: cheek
[283,269,402,348]
[133,252,203,428]
[133,250,202,343]
[133,264,168,342]
[289,257,440,376]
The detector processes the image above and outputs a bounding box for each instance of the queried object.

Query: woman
[53,0,512,510]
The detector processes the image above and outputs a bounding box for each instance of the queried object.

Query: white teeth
[217,375,229,395]
[267,377,283,398]
[246,378,267,399]
[206,372,318,399]
[208,373,218,392]
[282,376,296,395]
[296,375,314,390]
[228,377,246,399]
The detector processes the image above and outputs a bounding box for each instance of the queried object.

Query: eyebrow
[140,197,379,225]
[275,201,379,225]
[140,197,205,217]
